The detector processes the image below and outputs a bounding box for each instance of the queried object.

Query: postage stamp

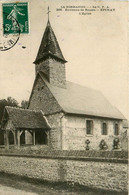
[2,2,29,34]
[0,12,20,51]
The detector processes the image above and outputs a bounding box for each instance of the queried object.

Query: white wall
[62,115,122,150]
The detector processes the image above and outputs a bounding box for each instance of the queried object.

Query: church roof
[3,106,50,130]
[39,72,125,120]
[34,20,67,64]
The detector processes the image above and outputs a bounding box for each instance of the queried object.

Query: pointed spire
[34,10,67,64]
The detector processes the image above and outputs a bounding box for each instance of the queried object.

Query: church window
[86,120,93,135]
[114,123,119,135]
[102,122,107,135]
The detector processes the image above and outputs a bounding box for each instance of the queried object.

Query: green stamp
[2,2,29,34]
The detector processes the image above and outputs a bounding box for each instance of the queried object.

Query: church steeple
[34,17,67,64]
[34,9,67,88]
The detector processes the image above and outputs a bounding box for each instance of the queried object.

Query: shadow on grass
[0,172,127,195]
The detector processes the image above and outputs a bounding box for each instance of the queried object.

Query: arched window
[114,123,119,135]
[102,122,107,135]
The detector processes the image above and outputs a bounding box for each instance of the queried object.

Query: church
[2,15,125,151]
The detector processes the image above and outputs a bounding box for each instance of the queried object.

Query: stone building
[27,18,125,150]
[1,17,125,151]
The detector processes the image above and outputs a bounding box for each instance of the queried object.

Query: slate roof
[4,106,50,130]
[34,20,67,64]
[39,72,125,120]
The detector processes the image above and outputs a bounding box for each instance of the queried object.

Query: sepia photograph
[0,0,128,194]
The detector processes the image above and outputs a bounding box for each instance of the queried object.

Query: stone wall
[35,58,66,88]
[0,154,127,192]
[35,59,49,80]
[46,113,63,150]
[49,58,66,88]
[63,115,123,150]
[29,76,61,115]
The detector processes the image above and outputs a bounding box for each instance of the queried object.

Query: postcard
[0,0,128,194]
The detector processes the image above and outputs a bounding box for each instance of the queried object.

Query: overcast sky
[0,0,128,118]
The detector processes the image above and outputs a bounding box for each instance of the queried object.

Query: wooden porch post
[17,130,20,148]
[5,130,9,149]
[33,130,35,145]
[14,130,17,147]
[4,131,6,147]
[45,131,49,146]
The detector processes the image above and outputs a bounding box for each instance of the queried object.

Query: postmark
[0,12,20,51]
[2,2,29,34]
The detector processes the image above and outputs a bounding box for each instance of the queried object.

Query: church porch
[1,106,51,150]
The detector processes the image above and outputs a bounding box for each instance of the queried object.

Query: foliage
[0,97,19,124]
[21,100,28,109]
[99,139,108,150]
[6,97,19,107]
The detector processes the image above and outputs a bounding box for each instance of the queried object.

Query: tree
[6,97,19,107]
[0,97,19,124]
[0,99,7,125]
[21,100,28,109]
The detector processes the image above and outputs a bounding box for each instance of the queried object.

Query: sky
[0,0,128,119]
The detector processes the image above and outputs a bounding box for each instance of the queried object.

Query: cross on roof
[47,6,51,21]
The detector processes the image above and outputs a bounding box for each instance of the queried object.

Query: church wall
[62,115,123,150]
[28,76,63,149]
[25,131,33,145]
[46,113,64,150]
[28,76,62,115]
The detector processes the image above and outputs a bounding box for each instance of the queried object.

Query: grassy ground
[0,172,127,195]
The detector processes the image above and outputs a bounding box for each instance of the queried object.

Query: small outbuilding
[1,106,51,149]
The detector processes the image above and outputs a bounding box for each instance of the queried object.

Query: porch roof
[4,106,51,130]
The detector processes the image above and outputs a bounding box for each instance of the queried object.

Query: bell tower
[33,8,67,88]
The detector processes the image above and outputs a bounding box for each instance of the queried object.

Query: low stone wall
[0,148,127,159]
[0,153,127,192]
